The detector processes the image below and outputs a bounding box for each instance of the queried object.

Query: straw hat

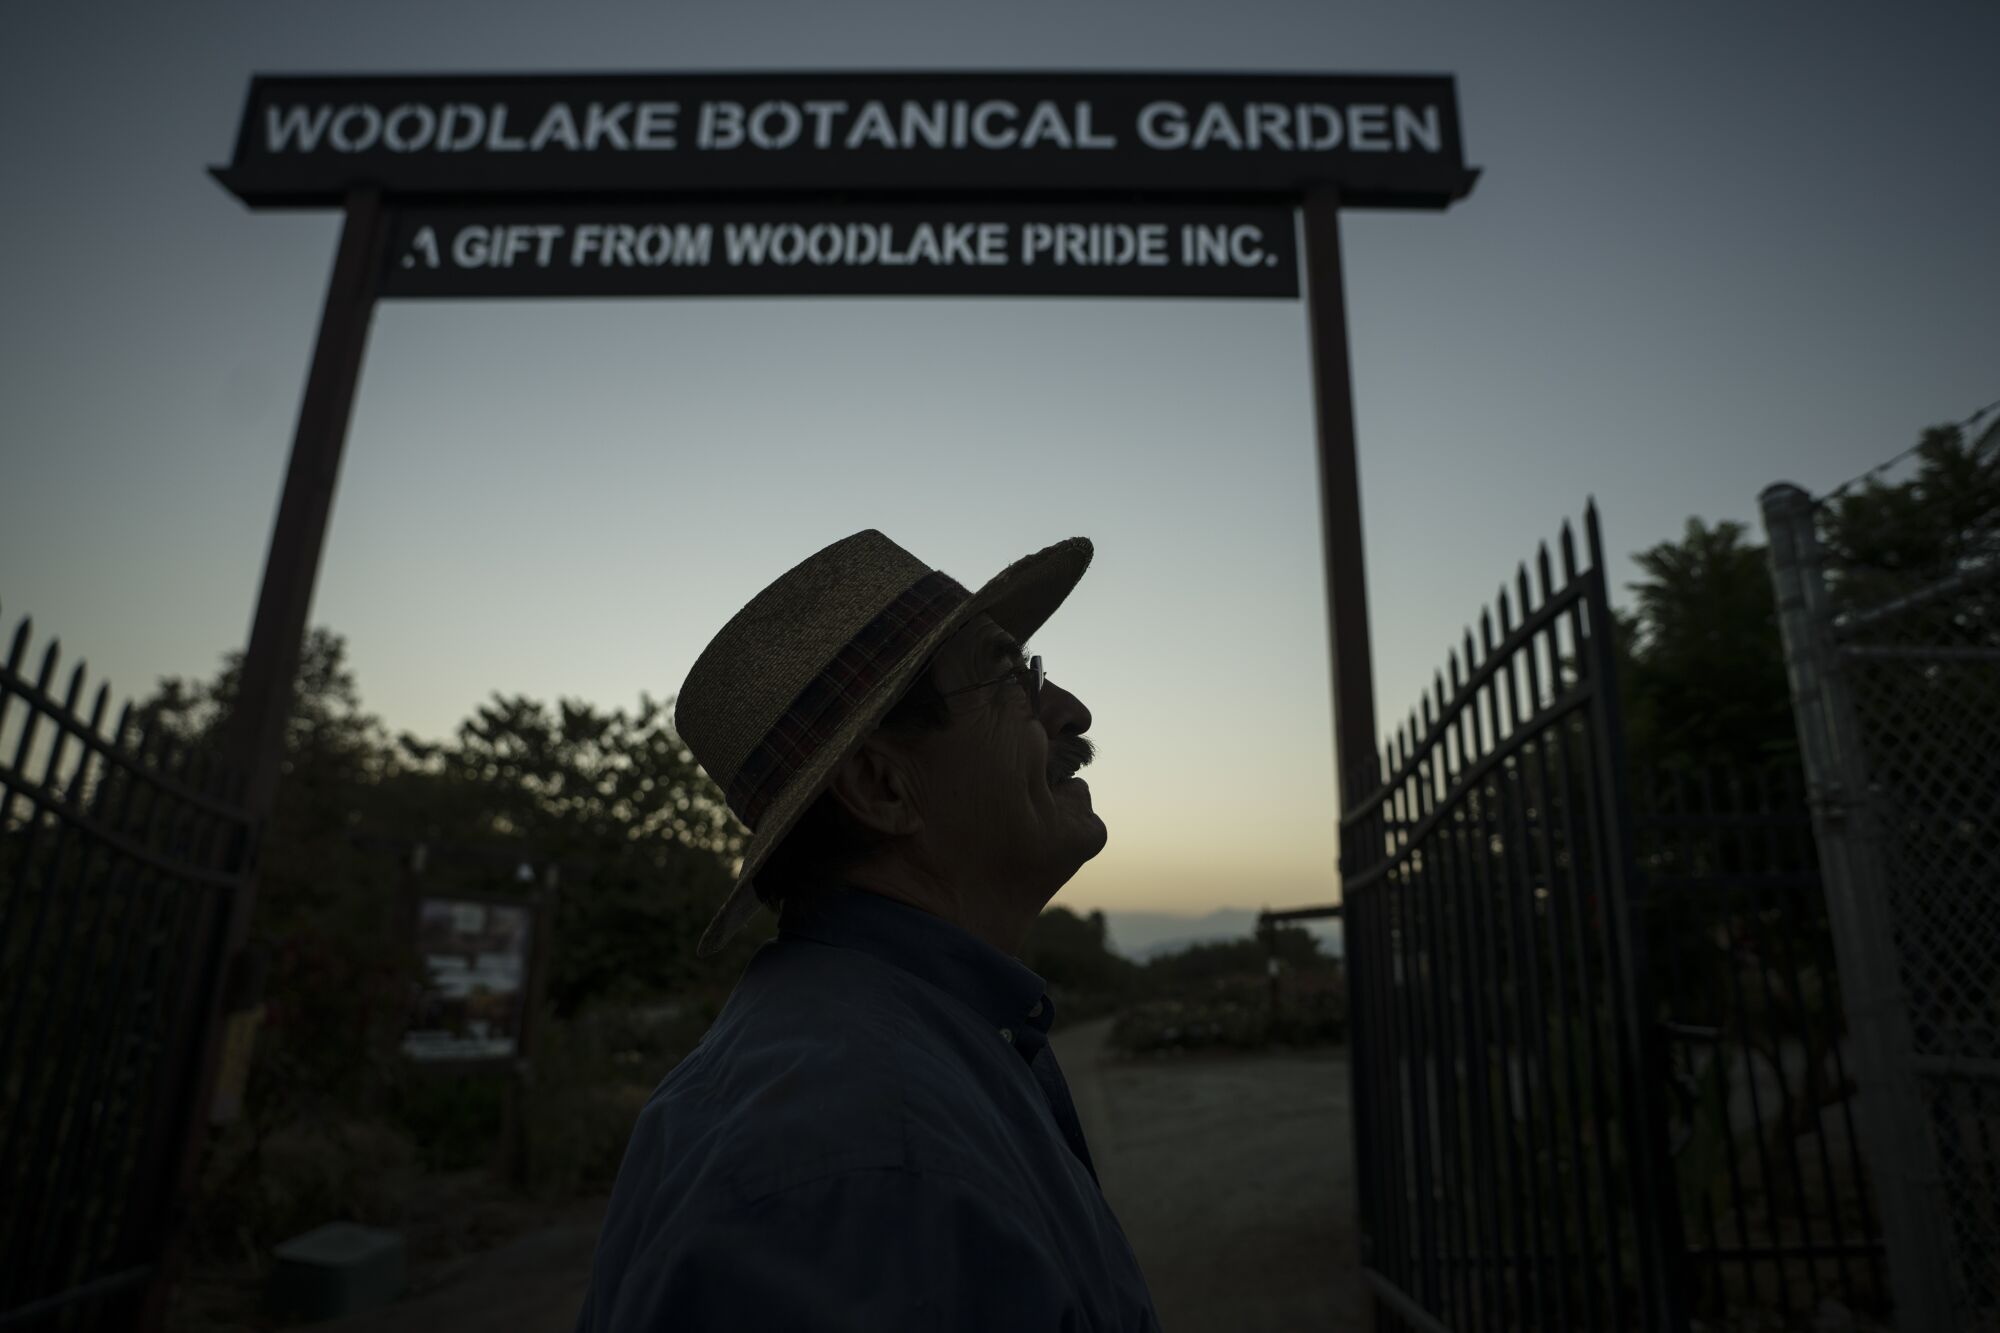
[675,530,1093,959]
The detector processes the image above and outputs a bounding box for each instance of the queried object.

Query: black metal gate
[0,605,255,1330]
[1340,506,1687,1331]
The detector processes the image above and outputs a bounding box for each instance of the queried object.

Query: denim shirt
[573,884,1163,1332]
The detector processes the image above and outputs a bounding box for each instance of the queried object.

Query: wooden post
[1299,189,1384,1302]
[1300,189,1380,825]
[504,863,559,1190]
[223,185,389,841]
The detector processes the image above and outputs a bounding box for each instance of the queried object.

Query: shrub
[1046,983,1130,1025]
[1107,973,1347,1056]
[518,1001,712,1200]
[389,1069,509,1172]
[191,1114,419,1267]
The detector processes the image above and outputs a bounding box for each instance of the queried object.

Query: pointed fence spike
[1516,563,1534,615]
[6,616,30,672]
[1536,543,1555,600]
[80,692,121,819]
[80,684,110,771]
[36,658,88,788]
[1497,586,1514,633]
[1448,646,1464,690]
[1585,497,1604,563]
[1480,608,1496,650]
[1559,520,1579,581]
[35,637,61,689]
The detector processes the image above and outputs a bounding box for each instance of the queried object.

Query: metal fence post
[1759,482,1952,1330]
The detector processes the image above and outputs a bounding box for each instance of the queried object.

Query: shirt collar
[775,883,1057,1055]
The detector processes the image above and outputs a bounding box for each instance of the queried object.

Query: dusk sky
[5,3,1996,929]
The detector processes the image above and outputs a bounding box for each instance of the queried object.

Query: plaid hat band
[724,569,969,830]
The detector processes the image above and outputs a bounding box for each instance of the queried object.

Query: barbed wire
[1814,394,2000,510]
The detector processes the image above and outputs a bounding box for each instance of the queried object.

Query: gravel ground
[283,1016,1363,1332]
[1053,1017,1367,1332]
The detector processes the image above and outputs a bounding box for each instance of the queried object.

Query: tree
[1617,517,1798,775]
[1144,925,1328,991]
[134,626,396,804]
[1819,418,2000,614]
[1616,416,1999,1241]
[395,693,748,1015]
[130,632,753,1124]
[1022,905,1141,996]
[1614,413,1998,780]
[133,631,768,1266]
[132,631,411,1117]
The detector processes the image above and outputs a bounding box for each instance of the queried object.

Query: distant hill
[1097,908,1343,963]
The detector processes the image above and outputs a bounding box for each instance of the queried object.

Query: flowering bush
[1108,972,1346,1056]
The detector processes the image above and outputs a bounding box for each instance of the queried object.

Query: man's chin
[1071,810,1108,863]
[1041,819,1107,893]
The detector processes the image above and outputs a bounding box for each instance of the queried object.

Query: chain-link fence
[1763,455,2000,1329]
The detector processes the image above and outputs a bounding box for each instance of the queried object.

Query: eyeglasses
[938,654,1044,713]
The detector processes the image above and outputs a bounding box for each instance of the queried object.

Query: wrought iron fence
[1764,482,1999,1330]
[0,603,255,1330]
[1340,505,1685,1331]
[1637,763,1890,1329]
[1342,504,1907,1332]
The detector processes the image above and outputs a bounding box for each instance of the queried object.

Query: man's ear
[824,735,925,838]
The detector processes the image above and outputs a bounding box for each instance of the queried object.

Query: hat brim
[694,536,1092,959]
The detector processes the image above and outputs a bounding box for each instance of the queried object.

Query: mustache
[1047,737,1096,779]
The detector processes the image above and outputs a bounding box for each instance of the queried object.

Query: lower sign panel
[381,202,1298,298]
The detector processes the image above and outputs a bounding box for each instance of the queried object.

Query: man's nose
[1039,678,1091,737]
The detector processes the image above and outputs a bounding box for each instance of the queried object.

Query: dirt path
[1053,1017,1368,1332]
[288,1019,1365,1332]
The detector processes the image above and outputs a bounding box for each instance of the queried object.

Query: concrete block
[268,1222,406,1322]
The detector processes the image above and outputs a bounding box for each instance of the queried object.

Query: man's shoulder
[628,941,1002,1207]
[576,937,1099,1332]
[696,932,948,1073]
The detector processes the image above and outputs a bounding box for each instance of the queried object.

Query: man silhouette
[573,530,1160,1331]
